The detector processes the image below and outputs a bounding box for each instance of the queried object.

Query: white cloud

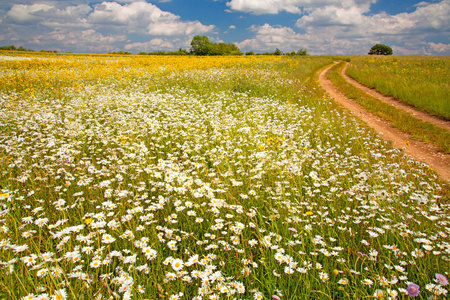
[27,28,126,53]
[236,23,314,52]
[426,42,450,53]
[124,38,177,51]
[87,2,214,36]
[226,0,302,14]
[0,1,214,53]
[6,4,53,24]
[226,0,376,15]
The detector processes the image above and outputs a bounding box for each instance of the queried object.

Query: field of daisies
[0,53,448,300]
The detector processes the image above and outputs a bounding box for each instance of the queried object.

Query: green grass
[0,54,449,300]
[326,61,450,154]
[346,56,450,120]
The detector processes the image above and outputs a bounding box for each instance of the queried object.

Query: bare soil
[342,63,450,131]
[318,62,450,182]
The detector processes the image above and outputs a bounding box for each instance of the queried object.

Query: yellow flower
[305,211,313,216]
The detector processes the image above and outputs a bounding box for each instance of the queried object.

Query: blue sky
[0,0,449,55]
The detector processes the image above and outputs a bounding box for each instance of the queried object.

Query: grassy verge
[346,56,450,120]
[326,61,450,154]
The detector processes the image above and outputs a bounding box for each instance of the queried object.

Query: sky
[0,0,449,55]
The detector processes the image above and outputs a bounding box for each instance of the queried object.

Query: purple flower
[407,283,420,297]
[272,296,281,300]
[288,227,297,233]
[435,273,449,286]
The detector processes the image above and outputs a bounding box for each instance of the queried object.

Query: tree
[190,35,212,55]
[296,48,308,56]
[368,44,393,55]
[190,36,242,56]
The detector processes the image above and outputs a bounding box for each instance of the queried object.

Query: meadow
[326,61,450,154]
[0,53,449,300]
[346,56,450,120]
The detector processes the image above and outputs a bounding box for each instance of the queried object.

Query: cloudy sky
[0,0,449,55]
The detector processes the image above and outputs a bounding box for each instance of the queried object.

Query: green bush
[368,44,393,55]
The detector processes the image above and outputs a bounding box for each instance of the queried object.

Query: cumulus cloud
[226,0,376,15]
[124,38,178,52]
[6,4,53,24]
[27,28,126,53]
[426,42,450,53]
[226,0,302,14]
[88,2,214,36]
[0,1,214,53]
[235,0,449,55]
[236,24,314,51]
[295,0,450,35]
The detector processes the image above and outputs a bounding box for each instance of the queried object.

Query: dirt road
[318,62,450,182]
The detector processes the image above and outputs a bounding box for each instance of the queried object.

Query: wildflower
[171,258,184,271]
[435,273,448,286]
[288,227,297,233]
[272,296,281,300]
[407,283,420,297]
[52,288,67,300]
[101,233,115,244]
[142,246,156,260]
[90,259,102,268]
[373,289,384,298]
[166,272,177,281]
[361,279,373,286]
[319,272,329,282]
[254,292,263,300]
[21,293,36,300]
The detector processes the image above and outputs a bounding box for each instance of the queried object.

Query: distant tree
[190,35,212,55]
[273,48,282,55]
[0,45,16,50]
[245,51,255,56]
[109,51,131,55]
[368,44,393,55]
[190,36,242,56]
[296,48,308,56]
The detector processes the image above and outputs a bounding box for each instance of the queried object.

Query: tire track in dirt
[342,62,450,131]
[319,62,450,182]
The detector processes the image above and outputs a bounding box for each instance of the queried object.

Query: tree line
[0,36,309,56]
[2,38,393,56]
[0,45,58,53]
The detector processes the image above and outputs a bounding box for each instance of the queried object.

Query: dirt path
[342,62,450,131]
[318,62,450,182]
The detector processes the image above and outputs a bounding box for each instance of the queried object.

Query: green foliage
[190,35,211,55]
[286,49,308,56]
[189,35,243,56]
[137,49,188,55]
[245,51,255,56]
[108,50,132,55]
[0,45,17,50]
[0,45,34,51]
[368,44,393,55]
